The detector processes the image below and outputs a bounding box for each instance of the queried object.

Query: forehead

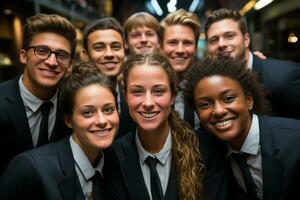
[75,84,115,105]
[88,29,124,44]
[163,24,195,40]
[207,19,241,37]
[196,75,243,94]
[127,64,169,84]
[30,32,71,51]
[129,25,156,33]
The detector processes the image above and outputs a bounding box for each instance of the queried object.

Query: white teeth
[173,57,185,61]
[214,120,232,127]
[92,129,110,135]
[140,112,157,118]
[103,63,116,68]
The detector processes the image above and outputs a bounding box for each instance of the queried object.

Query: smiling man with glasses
[0,13,76,174]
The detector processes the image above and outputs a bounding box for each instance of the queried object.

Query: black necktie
[91,171,102,200]
[145,156,164,200]
[232,153,259,200]
[36,101,52,147]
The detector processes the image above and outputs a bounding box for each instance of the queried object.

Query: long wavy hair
[123,53,204,200]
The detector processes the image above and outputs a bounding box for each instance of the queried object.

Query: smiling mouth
[212,119,233,127]
[91,128,112,135]
[102,62,118,69]
[139,111,159,119]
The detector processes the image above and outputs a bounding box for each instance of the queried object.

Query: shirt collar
[19,75,58,112]
[135,129,172,166]
[247,51,254,70]
[69,135,104,180]
[227,113,260,157]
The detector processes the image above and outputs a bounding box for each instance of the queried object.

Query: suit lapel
[164,162,178,200]
[124,134,151,200]
[252,55,263,82]
[57,138,85,200]
[5,78,33,149]
[184,104,194,128]
[259,117,284,200]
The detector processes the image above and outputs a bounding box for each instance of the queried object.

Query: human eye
[208,37,218,45]
[183,40,194,46]
[223,95,236,103]
[56,50,70,60]
[81,109,93,118]
[111,43,122,50]
[103,104,116,114]
[130,88,143,96]
[130,32,140,38]
[93,44,105,51]
[167,40,178,46]
[35,46,50,56]
[197,101,212,110]
[224,32,236,39]
[152,87,165,96]
[146,31,155,37]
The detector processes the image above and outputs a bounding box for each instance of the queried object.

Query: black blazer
[211,115,300,200]
[0,77,70,174]
[0,137,111,200]
[104,132,178,200]
[252,56,300,119]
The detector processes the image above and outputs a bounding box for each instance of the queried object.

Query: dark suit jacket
[116,84,136,139]
[218,115,300,200]
[252,56,300,119]
[0,77,70,174]
[0,137,111,200]
[104,132,178,200]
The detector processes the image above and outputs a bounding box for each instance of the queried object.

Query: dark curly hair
[184,56,272,115]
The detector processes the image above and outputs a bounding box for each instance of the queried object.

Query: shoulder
[0,77,18,91]
[259,115,300,130]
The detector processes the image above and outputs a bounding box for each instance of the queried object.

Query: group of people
[0,7,300,200]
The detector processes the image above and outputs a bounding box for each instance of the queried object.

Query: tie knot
[41,101,52,115]
[145,156,159,168]
[232,153,249,161]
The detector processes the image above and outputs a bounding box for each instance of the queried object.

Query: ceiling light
[254,0,274,10]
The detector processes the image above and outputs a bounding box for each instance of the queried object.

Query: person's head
[204,8,250,61]
[124,12,160,55]
[20,13,76,100]
[184,57,271,149]
[83,17,125,77]
[60,61,119,162]
[123,53,204,200]
[160,9,201,74]
[123,53,176,135]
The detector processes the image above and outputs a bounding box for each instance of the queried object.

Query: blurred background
[1,0,300,81]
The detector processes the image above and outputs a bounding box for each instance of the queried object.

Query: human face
[20,32,71,97]
[125,64,175,135]
[87,29,125,77]
[206,19,250,61]
[66,84,119,161]
[194,75,253,150]
[126,26,160,54]
[162,25,196,73]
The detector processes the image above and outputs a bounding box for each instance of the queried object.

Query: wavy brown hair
[123,53,204,200]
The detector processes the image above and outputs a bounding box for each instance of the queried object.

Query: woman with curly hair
[184,57,300,200]
[104,53,205,200]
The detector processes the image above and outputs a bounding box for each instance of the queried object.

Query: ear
[244,33,250,49]
[64,114,73,129]
[246,92,254,111]
[19,49,27,64]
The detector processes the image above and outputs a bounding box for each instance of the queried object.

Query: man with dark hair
[0,13,76,174]
[205,8,300,119]
[83,17,135,138]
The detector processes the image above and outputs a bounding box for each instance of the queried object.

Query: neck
[138,125,170,154]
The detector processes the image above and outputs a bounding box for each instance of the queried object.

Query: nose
[218,37,227,48]
[95,112,107,128]
[142,92,154,108]
[175,42,184,54]
[141,33,147,42]
[44,52,58,66]
[104,46,114,59]
[212,102,227,117]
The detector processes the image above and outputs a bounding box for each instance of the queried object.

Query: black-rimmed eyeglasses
[27,45,71,65]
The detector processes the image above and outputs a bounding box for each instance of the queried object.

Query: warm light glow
[13,16,23,51]
[254,0,274,10]
[3,9,13,15]
[240,0,256,15]
[288,33,298,43]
